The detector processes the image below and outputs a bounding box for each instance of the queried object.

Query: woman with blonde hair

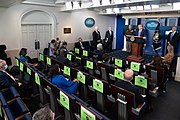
[162,44,174,66]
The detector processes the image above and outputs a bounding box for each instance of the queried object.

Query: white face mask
[4,65,8,70]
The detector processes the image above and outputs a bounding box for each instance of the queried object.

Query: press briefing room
[0,0,180,120]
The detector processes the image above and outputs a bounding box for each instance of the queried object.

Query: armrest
[107,94,115,103]
[15,112,31,120]
[88,85,95,92]
[149,87,159,97]
[131,102,146,116]
[109,74,115,80]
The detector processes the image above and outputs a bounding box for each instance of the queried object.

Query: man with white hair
[94,43,103,56]
[115,69,144,105]
[92,26,101,50]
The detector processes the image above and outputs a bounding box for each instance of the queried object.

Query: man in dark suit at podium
[104,26,114,52]
[92,26,101,50]
[167,26,179,55]
[135,24,146,56]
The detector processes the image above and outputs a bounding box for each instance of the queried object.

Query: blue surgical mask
[4,65,8,70]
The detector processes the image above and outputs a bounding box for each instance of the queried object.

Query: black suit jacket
[76,42,85,49]
[105,30,113,43]
[92,31,101,48]
[135,29,146,44]
[115,80,144,105]
[0,70,18,88]
[167,31,179,53]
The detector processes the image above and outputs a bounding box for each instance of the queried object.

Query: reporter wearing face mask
[0,59,21,89]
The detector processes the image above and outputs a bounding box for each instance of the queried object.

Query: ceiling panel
[0,0,18,7]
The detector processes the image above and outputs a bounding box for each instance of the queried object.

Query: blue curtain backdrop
[116,15,125,50]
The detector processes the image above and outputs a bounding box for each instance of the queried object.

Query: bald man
[115,69,144,105]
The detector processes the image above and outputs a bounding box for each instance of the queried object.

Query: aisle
[142,80,180,120]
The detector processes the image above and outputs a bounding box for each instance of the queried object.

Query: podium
[126,35,144,63]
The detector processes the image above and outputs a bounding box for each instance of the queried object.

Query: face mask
[4,65,8,70]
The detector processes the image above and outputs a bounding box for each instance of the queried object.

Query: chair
[0,87,20,106]
[109,84,145,120]
[146,65,165,92]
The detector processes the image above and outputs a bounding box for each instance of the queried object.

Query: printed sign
[77,72,86,84]
[81,106,96,120]
[135,76,147,89]
[93,79,103,93]
[60,91,70,110]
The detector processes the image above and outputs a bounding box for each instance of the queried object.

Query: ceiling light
[114,0,123,4]
[173,2,180,10]
[106,8,113,14]
[102,0,110,5]
[66,2,72,10]
[113,8,120,13]
[137,6,143,10]
[151,5,159,9]
[144,5,151,10]
[73,2,80,9]
[130,6,137,10]
[92,0,100,6]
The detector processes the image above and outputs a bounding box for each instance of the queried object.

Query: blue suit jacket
[135,29,146,44]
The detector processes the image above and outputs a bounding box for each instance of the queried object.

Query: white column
[175,57,180,82]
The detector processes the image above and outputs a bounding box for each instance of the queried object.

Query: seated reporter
[115,69,145,105]
[19,48,38,66]
[47,64,79,95]
[94,43,104,56]
[0,59,29,97]
[57,49,77,68]
[150,54,168,92]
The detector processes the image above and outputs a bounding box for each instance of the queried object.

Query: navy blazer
[167,31,179,53]
[115,80,144,105]
[135,29,146,44]
[105,30,113,43]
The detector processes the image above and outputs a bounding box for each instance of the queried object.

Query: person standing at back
[92,26,101,50]
[104,26,114,52]
[167,26,179,55]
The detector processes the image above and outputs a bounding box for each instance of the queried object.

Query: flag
[152,21,161,51]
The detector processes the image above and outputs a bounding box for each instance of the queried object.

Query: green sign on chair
[64,66,70,76]
[60,91,70,111]
[16,59,19,66]
[39,53,44,61]
[75,48,79,54]
[46,57,51,66]
[77,71,86,84]
[93,79,103,93]
[86,61,93,70]
[115,59,123,67]
[130,62,140,72]
[114,69,124,80]
[35,73,41,86]
[27,67,31,75]
[83,50,88,57]
[135,75,147,89]
[20,62,24,71]
[66,54,72,61]
[81,106,95,120]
